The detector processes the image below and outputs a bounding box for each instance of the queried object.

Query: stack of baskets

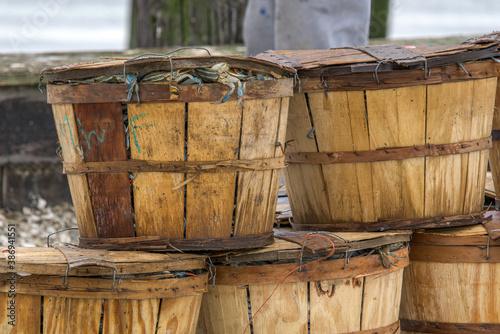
[2,34,500,333]
[255,33,500,333]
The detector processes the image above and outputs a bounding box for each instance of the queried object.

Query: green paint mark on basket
[129,112,154,154]
[76,117,106,150]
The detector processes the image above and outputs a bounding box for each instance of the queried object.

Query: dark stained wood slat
[74,103,135,238]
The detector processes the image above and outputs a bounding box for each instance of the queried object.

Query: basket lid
[255,33,500,77]
[0,244,207,277]
[41,54,296,83]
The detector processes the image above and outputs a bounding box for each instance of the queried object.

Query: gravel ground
[0,198,78,247]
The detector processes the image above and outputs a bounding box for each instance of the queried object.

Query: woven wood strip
[286,137,492,165]
[64,157,285,174]
[401,319,500,333]
[290,211,491,232]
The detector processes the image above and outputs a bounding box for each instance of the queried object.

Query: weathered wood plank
[401,261,500,327]
[157,294,202,334]
[43,297,102,333]
[282,93,331,225]
[74,102,135,238]
[265,97,289,231]
[365,86,425,220]
[309,90,371,222]
[0,292,41,334]
[361,269,403,330]
[310,277,363,333]
[1,273,208,300]
[463,78,496,212]
[198,285,249,334]
[425,81,471,217]
[234,98,281,236]
[52,103,97,238]
[47,79,294,104]
[102,299,160,334]
[185,100,241,238]
[489,75,500,203]
[129,102,185,238]
[249,282,308,333]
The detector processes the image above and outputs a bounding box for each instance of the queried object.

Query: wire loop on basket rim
[47,227,79,247]
[63,258,117,290]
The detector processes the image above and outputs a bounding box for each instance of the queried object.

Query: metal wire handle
[47,227,79,247]
[64,258,117,290]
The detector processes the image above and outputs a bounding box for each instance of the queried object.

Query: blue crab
[197,63,247,105]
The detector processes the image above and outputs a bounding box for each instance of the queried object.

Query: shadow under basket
[0,246,208,333]
[42,55,294,251]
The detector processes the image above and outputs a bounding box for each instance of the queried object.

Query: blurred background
[1,0,499,54]
[0,0,498,246]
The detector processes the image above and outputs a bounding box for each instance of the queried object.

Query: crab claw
[182,76,203,93]
[214,83,235,104]
[237,81,245,105]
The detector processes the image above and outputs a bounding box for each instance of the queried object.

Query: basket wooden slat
[74,102,135,238]
[129,102,185,238]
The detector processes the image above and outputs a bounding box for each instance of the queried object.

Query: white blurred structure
[0,0,498,54]
[0,0,131,54]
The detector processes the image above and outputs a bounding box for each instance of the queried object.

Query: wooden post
[129,0,248,48]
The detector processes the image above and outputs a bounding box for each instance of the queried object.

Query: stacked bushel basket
[1,54,296,333]
[255,32,500,334]
[1,34,500,334]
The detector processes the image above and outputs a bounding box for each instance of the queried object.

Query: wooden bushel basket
[197,230,411,334]
[257,41,500,232]
[400,212,500,334]
[42,56,294,251]
[0,246,208,333]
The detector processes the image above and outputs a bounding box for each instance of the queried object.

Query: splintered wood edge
[0,272,208,299]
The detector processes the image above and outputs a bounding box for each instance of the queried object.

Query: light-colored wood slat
[394,86,426,218]
[156,295,202,334]
[309,91,366,222]
[366,86,426,220]
[489,76,500,199]
[186,100,241,238]
[199,285,249,334]
[249,282,308,334]
[0,293,41,334]
[309,277,363,333]
[347,90,376,222]
[102,299,160,334]
[425,81,474,217]
[43,297,102,334]
[129,102,185,238]
[400,262,500,325]
[282,94,331,225]
[361,269,404,330]
[233,98,282,236]
[52,104,97,238]
[463,78,496,212]
[265,97,289,231]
